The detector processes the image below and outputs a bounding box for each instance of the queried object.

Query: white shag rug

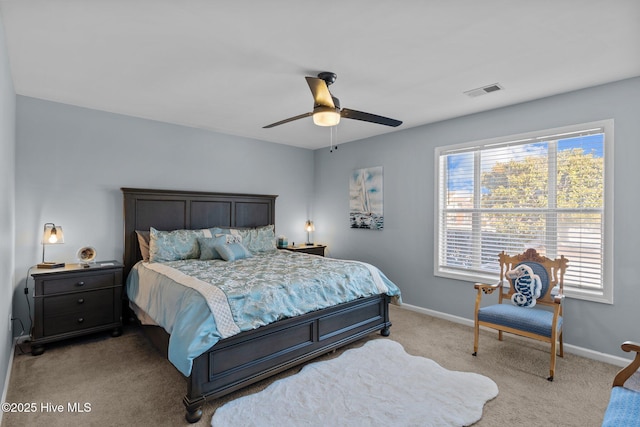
[211,339,498,427]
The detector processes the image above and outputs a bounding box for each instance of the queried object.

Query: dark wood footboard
[184,293,391,422]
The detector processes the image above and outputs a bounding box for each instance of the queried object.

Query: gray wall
[313,77,640,359]
[13,96,315,331]
[0,17,16,403]
[7,66,639,382]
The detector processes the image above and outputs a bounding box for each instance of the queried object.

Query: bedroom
[1,1,640,426]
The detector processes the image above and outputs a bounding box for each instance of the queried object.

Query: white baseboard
[397,303,632,368]
[2,335,29,400]
[399,302,474,327]
[1,336,23,426]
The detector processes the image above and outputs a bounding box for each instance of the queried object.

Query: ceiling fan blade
[340,108,402,127]
[263,112,313,128]
[305,77,335,108]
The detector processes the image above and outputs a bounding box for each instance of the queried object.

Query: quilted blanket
[126,250,401,376]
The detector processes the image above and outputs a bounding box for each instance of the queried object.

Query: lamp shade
[304,220,315,246]
[42,223,64,244]
[38,223,66,269]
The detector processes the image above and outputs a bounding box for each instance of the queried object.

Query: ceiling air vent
[464,83,504,98]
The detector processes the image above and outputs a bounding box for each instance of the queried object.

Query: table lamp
[305,220,315,246]
[37,223,65,269]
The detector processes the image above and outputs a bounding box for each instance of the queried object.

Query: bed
[122,188,399,423]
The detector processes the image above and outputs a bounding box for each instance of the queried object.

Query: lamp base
[37,262,65,269]
[305,242,314,246]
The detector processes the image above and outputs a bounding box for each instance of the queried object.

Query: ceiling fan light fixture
[263,73,402,129]
[312,107,340,127]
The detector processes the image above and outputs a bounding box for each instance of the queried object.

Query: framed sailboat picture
[349,166,383,230]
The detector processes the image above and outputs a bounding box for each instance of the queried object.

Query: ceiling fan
[263,72,402,129]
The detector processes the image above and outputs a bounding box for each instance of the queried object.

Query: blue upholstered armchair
[472,248,568,381]
[602,341,640,426]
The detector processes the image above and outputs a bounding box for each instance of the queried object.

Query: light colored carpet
[211,339,498,427]
[2,305,621,426]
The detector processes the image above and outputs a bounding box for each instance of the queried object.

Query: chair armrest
[474,282,501,292]
[613,341,640,387]
[621,341,640,353]
[474,282,501,313]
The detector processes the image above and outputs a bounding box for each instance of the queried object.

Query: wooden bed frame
[122,188,392,423]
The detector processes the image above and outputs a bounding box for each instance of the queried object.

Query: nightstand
[283,244,327,257]
[30,261,124,355]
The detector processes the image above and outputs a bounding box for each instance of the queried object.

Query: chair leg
[498,330,503,341]
[549,337,557,381]
[473,321,479,356]
[559,331,564,357]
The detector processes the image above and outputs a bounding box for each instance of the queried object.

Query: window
[435,120,613,303]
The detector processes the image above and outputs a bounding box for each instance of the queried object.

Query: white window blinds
[435,120,613,303]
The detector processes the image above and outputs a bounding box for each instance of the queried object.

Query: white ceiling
[1,1,639,150]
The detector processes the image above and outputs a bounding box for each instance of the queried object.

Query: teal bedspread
[126,250,401,376]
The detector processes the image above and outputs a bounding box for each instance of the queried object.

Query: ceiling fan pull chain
[329,125,339,153]
[329,126,334,152]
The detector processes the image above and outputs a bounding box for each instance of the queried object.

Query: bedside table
[283,244,327,257]
[30,261,124,355]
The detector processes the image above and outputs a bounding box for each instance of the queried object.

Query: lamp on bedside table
[304,220,315,246]
[37,223,65,269]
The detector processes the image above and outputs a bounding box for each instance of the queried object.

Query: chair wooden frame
[613,341,640,387]
[473,248,568,381]
[602,341,640,426]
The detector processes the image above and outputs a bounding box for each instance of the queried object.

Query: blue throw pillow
[199,234,243,260]
[198,237,223,260]
[214,241,253,261]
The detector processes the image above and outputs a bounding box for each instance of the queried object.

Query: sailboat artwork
[349,166,383,230]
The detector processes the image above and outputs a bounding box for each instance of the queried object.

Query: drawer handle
[77,318,84,324]
[77,298,85,304]
[76,281,85,287]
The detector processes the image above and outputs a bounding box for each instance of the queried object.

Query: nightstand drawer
[43,288,114,316]
[43,305,116,336]
[41,272,116,295]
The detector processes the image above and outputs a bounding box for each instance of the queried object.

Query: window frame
[433,119,614,304]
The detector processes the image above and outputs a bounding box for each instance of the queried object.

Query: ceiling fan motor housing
[317,72,337,85]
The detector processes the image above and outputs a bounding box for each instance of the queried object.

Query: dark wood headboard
[122,188,277,276]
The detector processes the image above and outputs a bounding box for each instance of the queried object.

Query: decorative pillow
[198,237,222,260]
[135,230,151,262]
[198,234,243,260]
[214,241,253,262]
[505,264,542,308]
[149,227,208,262]
[238,224,277,253]
[218,233,243,244]
[209,227,242,239]
[208,227,225,236]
